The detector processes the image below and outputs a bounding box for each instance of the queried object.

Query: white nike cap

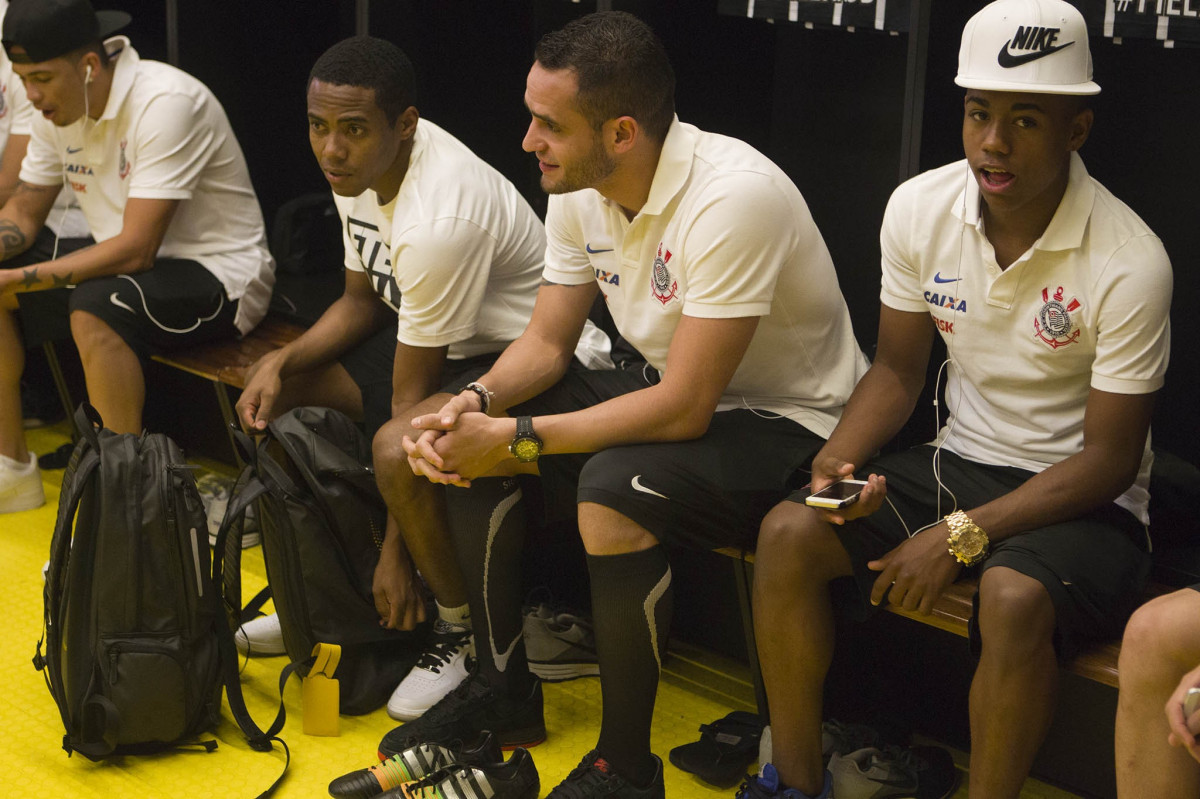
[956,0,1100,95]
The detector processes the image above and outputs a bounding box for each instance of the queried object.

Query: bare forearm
[970,445,1143,543]
[476,331,576,415]
[275,293,392,378]
[820,362,925,470]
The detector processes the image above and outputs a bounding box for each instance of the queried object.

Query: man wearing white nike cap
[745,0,1172,797]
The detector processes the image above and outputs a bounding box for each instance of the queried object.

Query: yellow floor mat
[4,425,744,798]
[3,423,1082,798]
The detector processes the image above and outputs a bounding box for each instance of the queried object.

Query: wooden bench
[714,546,1167,715]
[149,314,307,459]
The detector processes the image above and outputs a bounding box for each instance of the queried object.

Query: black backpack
[216,406,426,715]
[36,405,291,793]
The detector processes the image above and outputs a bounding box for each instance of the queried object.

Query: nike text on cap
[955,0,1100,96]
[2,0,130,64]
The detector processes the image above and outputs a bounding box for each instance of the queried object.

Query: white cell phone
[1185,687,1200,718]
[805,479,868,510]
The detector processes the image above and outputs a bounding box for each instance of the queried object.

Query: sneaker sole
[528,661,600,681]
[0,487,45,513]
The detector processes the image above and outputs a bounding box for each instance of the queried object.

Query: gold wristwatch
[509,416,543,463]
[945,510,989,566]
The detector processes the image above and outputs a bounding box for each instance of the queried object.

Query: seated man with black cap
[0,0,274,514]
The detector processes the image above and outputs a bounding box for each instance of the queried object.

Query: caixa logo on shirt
[1033,286,1082,350]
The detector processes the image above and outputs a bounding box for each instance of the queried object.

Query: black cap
[2,0,130,64]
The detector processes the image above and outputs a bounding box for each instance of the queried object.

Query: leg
[577,500,668,787]
[1116,588,1200,798]
[969,567,1059,799]
[70,310,145,434]
[754,501,853,797]
[373,395,468,611]
[0,302,29,461]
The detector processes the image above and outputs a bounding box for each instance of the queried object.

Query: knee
[69,310,121,353]
[977,567,1055,646]
[372,417,414,482]
[1118,593,1198,687]
[756,501,841,583]
[577,501,657,555]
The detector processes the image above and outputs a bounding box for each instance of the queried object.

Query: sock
[435,601,471,630]
[445,477,534,697]
[587,545,673,787]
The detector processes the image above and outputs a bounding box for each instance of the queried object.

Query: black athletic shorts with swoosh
[511,360,825,551]
[14,254,239,365]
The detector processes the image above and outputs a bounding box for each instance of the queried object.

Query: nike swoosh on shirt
[933,273,961,284]
[585,243,614,254]
[66,146,83,154]
[996,40,1074,69]
[631,475,668,500]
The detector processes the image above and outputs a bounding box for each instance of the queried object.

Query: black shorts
[14,257,238,364]
[791,445,1152,659]
[512,362,825,551]
[337,319,503,440]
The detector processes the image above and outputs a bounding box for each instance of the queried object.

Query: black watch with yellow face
[509,416,543,463]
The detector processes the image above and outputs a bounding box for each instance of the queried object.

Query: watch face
[958,528,987,559]
[512,438,540,462]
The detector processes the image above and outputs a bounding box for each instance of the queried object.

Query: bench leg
[211,381,245,467]
[42,341,75,420]
[732,554,770,720]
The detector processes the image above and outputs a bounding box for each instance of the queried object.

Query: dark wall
[111,0,1199,459]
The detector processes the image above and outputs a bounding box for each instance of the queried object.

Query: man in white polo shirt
[377,11,867,797]
[0,0,274,513]
[233,35,608,723]
[745,1,1172,797]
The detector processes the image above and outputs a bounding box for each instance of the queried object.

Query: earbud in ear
[85,64,93,83]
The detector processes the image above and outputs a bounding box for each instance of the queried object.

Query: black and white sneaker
[328,732,501,799]
[547,751,665,798]
[828,744,960,798]
[387,620,472,720]
[378,669,545,759]
[375,746,540,799]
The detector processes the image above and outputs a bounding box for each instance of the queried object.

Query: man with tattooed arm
[0,0,273,514]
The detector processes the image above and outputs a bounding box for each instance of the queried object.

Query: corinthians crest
[651,242,678,305]
[1033,286,1081,350]
[118,138,131,180]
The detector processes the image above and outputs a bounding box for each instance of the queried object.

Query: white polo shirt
[880,154,1173,522]
[0,0,87,239]
[336,118,609,366]
[19,37,275,335]
[542,118,868,438]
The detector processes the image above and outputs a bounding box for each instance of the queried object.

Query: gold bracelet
[945,509,989,566]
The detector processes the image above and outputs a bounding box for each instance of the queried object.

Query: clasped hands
[402,393,514,487]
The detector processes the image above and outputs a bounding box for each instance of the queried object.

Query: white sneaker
[235,613,287,656]
[386,620,472,721]
[0,451,44,513]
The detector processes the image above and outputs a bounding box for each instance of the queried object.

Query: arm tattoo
[20,267,39,289]
[51,272,74,288]
[0,219,27,259]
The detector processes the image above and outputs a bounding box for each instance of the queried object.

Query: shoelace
[551,756,622,798]
[414,624,471,671]
[414,669,492,727]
